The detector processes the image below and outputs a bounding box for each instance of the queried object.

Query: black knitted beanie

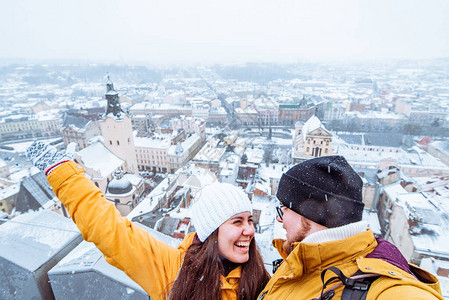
[276,155,364,228]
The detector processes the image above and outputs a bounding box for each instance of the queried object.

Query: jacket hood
[366,237,415,277]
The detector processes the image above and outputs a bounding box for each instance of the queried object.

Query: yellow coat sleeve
[47,161,182,300]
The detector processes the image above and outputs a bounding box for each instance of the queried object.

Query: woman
[26,141,270,300]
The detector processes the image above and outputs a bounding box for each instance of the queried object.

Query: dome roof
[108,177,133,194]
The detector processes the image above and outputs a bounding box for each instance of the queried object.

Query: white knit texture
[302,221,368,244]
[191,182,253,242]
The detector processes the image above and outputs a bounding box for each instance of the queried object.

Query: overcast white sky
[1,0,448,65]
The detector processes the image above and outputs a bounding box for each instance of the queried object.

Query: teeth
[235,242,250,247]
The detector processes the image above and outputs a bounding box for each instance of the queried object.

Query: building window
[109,140,112,145]
[117,140,120,145]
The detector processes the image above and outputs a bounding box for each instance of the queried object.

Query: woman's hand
[26,141,76,175]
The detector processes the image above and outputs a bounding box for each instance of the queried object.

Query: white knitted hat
[191,182,253,242]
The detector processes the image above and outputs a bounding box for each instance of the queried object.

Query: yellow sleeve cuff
[47,161,85,191]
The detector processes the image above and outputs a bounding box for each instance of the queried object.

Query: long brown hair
[168,230,270,300]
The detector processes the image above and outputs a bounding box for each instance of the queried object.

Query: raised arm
[27,142,182,299]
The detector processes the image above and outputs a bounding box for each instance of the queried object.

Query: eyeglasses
[276,204,285,220]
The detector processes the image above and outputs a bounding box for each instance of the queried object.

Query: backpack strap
[314,267,380,300]
[272,258,284,274]
[341,270,380,300]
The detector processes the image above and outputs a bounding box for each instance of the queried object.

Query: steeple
[105,76,125,118]
[99,76,138,174]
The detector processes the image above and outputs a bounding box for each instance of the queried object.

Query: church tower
[292,115,333,164]
[105,77,125,117]
[99,77,138,174]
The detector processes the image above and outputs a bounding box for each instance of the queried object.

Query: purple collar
[366,238,416,278]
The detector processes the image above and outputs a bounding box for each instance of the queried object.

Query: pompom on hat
[191,182,253,242]
[276,155,364,228]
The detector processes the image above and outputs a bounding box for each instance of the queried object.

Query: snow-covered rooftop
[430,140,449,154]
[244,147,264,165]
[127,175,176,220]
[3,137,61,154]
[0,211,81,271]
[334,136,449,171]
[258,163,287,181]
[168,134,200,156]
[78,142,124,178]
[134,136,171,149]
[383,182,407,202]
[362,209,381,236]
[177,166,218,190]
[193,139,226,163]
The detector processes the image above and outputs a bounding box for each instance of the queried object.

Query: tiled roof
[16,172,55,213]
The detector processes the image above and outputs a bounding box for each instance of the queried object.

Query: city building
[208,106,227,125]
[377,180,408,235]
[191,138,226,173]
[0,159,10,178]
[135,136,171,173]
[191,100,209,121]
[99,78,138,174]
[278,98,316,126]
[335,135,449,177]
[0,182,19,214]
[0,115,40,141]
[167,134,202,173]
[61,114,101,150]
[170,116,206,142]
[253,98,278,126]
[104,170,145,216]
[14,172,67,216]
[427,140,449,167]
[131,113,155,136]
[218,154,240,184]
[76,141,125,193]
[36,110,61,137]
[387,192,449,266]
[129,102,192,119]
[234,107,259,126]
[292,115,332,163]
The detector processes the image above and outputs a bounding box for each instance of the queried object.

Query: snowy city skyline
[1,4,449,295]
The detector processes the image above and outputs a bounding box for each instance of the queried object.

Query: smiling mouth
[235,241,250,247]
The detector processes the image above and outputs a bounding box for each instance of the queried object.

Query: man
[258,155,443,300]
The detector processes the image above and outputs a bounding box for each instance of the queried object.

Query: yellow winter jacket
[258,229,443,300]
[47,161,242,300]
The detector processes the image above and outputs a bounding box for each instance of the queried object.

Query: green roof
[279,103,300,109]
